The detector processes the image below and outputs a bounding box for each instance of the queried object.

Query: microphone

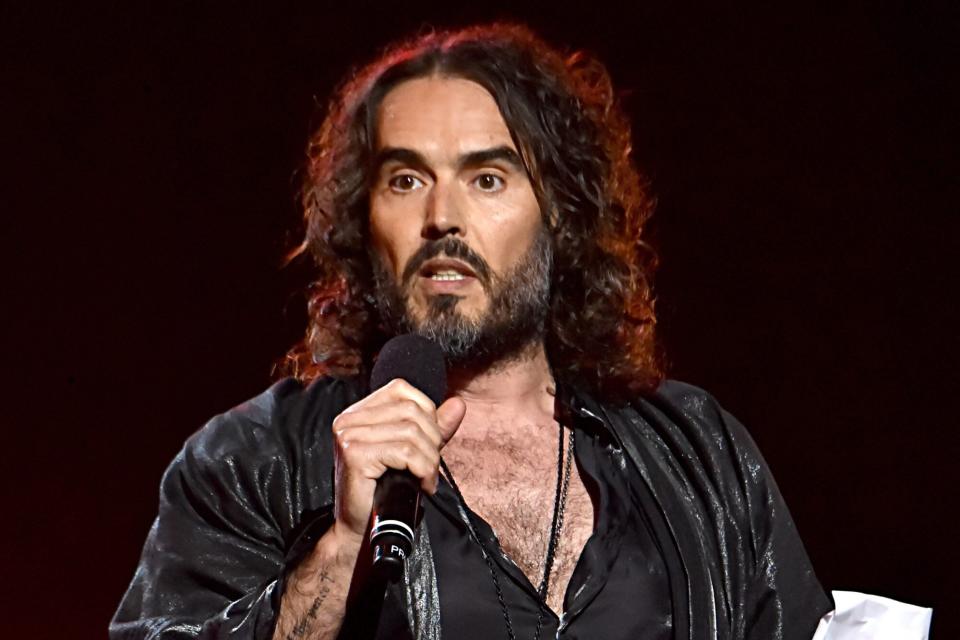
[368,334,447,580]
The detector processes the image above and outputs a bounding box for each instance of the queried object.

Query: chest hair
[442,428,595,614]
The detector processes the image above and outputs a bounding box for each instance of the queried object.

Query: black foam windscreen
[370,334,447,406]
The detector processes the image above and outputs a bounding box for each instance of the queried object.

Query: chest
[441,431,595,613]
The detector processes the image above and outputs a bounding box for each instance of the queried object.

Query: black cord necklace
[439,423,576,640]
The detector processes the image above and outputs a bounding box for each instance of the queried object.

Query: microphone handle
[370,469,421,581]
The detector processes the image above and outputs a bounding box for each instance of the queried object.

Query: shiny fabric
[419,402,673,639]
[111,377,832,639]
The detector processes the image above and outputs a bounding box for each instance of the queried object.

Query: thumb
[436,396,467,445]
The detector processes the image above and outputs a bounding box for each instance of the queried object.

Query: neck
[446,341,556,432]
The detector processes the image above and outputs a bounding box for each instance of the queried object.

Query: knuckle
[400,420,419,438]
[331,413,349,432]
[338,440,355,459]
[387,378,410,394]
[401,398,422,417]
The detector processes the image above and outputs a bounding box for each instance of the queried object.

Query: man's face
[368,75,550,364]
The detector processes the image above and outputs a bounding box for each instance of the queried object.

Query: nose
[422,177,465,240]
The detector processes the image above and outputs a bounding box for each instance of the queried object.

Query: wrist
[290,521,364,590]
[327,520,365,559]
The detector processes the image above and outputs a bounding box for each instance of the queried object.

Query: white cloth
[812,591,932,640]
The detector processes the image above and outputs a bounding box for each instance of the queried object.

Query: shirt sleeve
[714,405,833,640]
[109,399,336,640]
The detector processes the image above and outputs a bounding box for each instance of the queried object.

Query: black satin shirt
[370,401,674,640]
[111,377,832,640]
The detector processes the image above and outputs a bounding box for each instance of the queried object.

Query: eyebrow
[372,145,525,175]
[459,146,525,172]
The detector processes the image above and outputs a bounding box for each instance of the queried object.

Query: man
[112,23,831,640]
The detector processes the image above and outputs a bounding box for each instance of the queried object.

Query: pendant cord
[533,422,575,640]
[439,425,575,640]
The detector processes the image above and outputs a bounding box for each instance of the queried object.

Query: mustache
[400,237,493,288]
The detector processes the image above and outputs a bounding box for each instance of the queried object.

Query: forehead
[375,75,516,155]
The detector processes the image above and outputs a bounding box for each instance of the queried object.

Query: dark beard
[371,231,553,371]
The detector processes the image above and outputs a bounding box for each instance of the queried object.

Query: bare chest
[441,432,594,614]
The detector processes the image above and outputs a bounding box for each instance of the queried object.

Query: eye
[473,173,505,192]
[388,174,425,192]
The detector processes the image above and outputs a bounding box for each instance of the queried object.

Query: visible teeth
[431,271,465,281]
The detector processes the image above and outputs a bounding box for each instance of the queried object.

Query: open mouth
[418,258,478,283]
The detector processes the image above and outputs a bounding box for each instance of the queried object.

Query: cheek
[484,195,542,263]
[369,198,400,268]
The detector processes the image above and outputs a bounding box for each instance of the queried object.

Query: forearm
[272,523,363,640]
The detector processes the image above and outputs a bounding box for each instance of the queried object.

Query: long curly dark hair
[279,22,663,401]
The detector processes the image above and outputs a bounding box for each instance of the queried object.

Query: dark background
[3,2,956,638]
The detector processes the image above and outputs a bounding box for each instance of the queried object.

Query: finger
[335,420,439,466]
[340,439,440,493]
[436,396,467,445]
[333,399,442,448]
[356,378,437,415]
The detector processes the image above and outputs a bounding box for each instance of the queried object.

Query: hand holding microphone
[329,335,466,579]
